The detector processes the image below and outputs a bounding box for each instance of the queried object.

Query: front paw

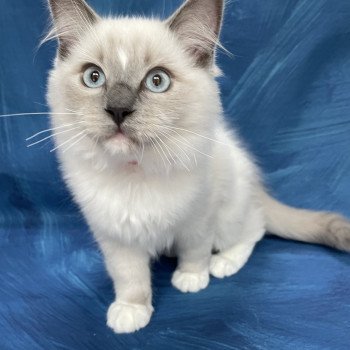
[107,301,153,334]
[210,255,239,278]
[171,270,209,293]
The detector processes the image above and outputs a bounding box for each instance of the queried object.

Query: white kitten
[46,0,350,333]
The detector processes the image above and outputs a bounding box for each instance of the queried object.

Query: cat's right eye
[83,66,106,88]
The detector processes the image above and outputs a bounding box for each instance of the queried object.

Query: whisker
[50,131,85,153]
[64,107,81,114]
[152,125,214,159]
[157,129,191,162]
[156,131,191,172]
[157,124,230,147]
[62,133,87,153]
[136,141,146,165]
[91,134,99,155]
[149,137,167,171]
[157,130,192,171]
[26,121,85,141]
[34,101,49,108]
[26,126,81,147]
[153,137,171,167]
[0,112,78,118]
[155,135,178,168]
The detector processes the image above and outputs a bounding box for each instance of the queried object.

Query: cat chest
[69,169,198,243]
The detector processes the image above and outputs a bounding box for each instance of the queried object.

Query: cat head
[47,0,225,169]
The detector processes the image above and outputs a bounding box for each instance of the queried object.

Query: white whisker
[26,126,81,147]
[34,101,49,108]
[149,137,167,171]
[64,107,80,114]
[62,133,87,153]
[50,131,85,153]
[157,129,191,162]
[157,130,192,171]
[91,134,99,154]
[158,125,230,147]
[153,137,171,167]
[26,121,84,141]
[152,124,214,159]
[155,135,178,168]
[0,112,78,118]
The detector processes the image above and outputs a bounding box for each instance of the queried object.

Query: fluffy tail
[261,191,350,251]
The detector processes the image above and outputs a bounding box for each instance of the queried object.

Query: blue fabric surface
[1,0,350,349]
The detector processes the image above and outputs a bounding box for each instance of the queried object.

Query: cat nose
[105,107,133,126]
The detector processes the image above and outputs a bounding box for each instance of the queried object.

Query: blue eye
[83,66,106,88]
[145,69,171,93]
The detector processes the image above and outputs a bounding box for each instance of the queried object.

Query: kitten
[46,0,350,333]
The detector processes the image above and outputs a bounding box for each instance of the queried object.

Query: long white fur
[46,0,350,334]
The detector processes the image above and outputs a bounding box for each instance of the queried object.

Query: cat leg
[171,223,213,293]
[210,201,265,279]
[98,239,153,334]
[210,242,256,278]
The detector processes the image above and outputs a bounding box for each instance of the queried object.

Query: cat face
[47,0,224,160]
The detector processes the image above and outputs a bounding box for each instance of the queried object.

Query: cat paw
[210,255,239,278]
[107,301,153,334]
[171,270,209,293]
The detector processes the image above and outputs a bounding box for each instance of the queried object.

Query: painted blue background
[0,0,350,349]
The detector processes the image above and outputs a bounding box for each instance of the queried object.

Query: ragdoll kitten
[46,0,350,333]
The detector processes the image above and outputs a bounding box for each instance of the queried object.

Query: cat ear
[167,0,224,68]
[47,0,99,59]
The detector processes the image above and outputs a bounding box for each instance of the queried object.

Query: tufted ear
[47,0,99,59]
[167,0,224,69]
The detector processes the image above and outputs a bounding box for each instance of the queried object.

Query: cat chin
[103,133,135,156]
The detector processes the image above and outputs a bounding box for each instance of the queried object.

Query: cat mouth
[104,126,140,147]
[105,127,131,142]
[110,130,129,142]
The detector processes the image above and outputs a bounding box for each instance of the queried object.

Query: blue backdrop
[0,0,349,349]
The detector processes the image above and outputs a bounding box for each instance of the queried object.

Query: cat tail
[260,191,350,252]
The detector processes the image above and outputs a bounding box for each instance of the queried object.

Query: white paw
[171,270,209,293]
[210,255,239,278]
[107,301,153,334]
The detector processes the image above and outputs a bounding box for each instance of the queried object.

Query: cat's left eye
[145,69,171,93]
[83,66,106,88]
